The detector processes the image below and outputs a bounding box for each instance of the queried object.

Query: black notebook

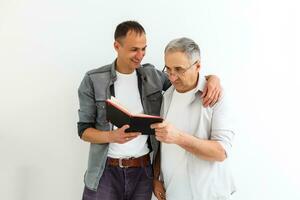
[105,97,163,135]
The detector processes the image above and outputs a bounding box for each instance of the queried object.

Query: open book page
[133,113,162,118]
[108,97,161,118]
[107,96,132,116]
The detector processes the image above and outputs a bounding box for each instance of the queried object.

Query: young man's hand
[202,75,222,107]
[109,125,140,144]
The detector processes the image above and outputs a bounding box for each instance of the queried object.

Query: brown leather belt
[107,154,150,168]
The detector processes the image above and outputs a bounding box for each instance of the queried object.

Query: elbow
[79,128,90,142]
[216,153,226,162]
[81,131,90,142]
[214,141,228,162]
[215,149,227,162]
[79,131,88,141]
[77,122,95,141]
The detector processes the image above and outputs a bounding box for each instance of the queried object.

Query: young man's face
[114,31,147,72]
[164,51,200,93]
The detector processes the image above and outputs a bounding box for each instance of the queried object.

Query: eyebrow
[165,65,185,69]
[130,45,147,50]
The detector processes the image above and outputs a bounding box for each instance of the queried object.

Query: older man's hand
[153,179,166,200]
[151,121,181,144]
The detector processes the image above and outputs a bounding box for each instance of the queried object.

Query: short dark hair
[114,21,145,41]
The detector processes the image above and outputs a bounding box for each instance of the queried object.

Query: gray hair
[164,37,201,63]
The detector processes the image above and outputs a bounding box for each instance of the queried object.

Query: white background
[1,0,299,199]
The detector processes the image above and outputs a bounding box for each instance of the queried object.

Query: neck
[176,73,199,93]
[191,73,199,90]
[116,59,135,74]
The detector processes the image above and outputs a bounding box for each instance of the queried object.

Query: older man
[152,37,235,200]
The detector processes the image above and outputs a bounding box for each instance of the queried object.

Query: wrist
[107,131,114,143]
[153,174,160,180]
[175,132,185,146]
[173,130,180,144]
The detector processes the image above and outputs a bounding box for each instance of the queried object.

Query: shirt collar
[195,74,206,94]
[110,59,117,82]
[190,73,207,103]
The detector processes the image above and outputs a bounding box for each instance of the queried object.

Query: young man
[151,37,235,200]
[77,21,221,200]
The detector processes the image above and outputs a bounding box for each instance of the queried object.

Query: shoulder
[139,63,158,74]
[139,63,166,80]
[141,63,156,69]
[211,88,229,111]
[79,63,112,88]
[162,86,175,105]
[86,64,112,76]
[164,85,175,97]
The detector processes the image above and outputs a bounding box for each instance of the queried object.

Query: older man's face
[164,51,200,93]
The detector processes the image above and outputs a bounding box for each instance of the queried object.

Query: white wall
[1,0,299,199]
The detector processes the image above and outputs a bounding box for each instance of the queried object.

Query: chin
[130,60,141,67]
[174,84,189,93]
[174,86,183,92]
[130,63,140,69]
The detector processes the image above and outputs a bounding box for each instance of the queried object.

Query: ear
[195,61,201,72]
[114,41,120,51]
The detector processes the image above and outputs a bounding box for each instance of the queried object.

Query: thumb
[120,124,130,131]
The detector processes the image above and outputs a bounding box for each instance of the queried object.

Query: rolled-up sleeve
[77,74,96,138]
[210,91,235,157]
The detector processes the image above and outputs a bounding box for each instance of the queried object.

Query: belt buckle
[118,157,130,168]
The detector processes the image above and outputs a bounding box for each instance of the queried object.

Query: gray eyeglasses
[162,60,198,77]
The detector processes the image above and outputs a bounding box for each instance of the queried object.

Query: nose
[135,50,145,60]
[168,73,178,82]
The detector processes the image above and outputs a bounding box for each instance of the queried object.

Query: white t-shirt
[161,87,197,200]
[107,70,149,158]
